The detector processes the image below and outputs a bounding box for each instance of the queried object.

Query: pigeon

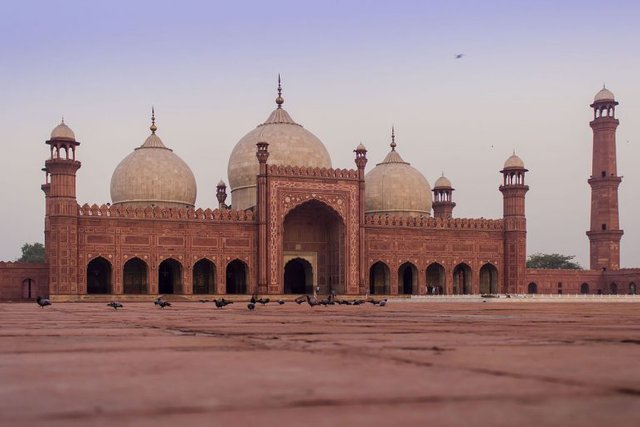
[153,297,163,306]
[250,294,257,304]
[306,295,320,307]
[221,298,234,305]
[36,296,51,308]
[378,299,388,307]
[257,298,270,305]
[455,53,464,59]
[247,302,255,311]
[158,300,171,309]
[294,296,306,304]
[214,299,226,309]
[277,299,285,305]
[107,301,123,310]
[199,299,209,303]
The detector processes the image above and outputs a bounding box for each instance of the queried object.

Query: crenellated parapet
[365,214,503,230]
[267,164,359,180]
[78,204,255,222]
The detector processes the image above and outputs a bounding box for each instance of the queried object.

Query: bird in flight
[455,53,464,59]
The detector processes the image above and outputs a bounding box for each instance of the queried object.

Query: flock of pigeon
[35,293,388,311]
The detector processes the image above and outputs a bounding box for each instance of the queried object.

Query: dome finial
[390,126,397,151]
[61,115,65,124]
[150,106,157,134]
[275,74,284,108]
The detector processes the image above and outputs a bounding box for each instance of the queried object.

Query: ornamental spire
[150,106,157,134]
[390,126,396,151]
[276,74,284,109]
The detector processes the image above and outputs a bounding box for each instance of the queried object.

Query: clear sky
[1,0,639,267]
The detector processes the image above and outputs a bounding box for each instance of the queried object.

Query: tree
[17,242,45,263]
[526,253,582,270]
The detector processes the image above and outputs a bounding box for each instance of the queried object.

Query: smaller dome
[50,120,76,141]
[504,152,525,169]
[434,174,452,189]
[594,87,615,102]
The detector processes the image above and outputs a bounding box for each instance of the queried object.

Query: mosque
[0,83,638,300]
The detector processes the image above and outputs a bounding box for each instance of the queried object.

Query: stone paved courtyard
[1,299,639,426]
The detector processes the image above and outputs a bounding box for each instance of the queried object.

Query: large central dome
[110,112,197,208]
[227,79,332,210]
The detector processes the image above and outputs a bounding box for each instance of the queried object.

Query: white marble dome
[227,92,332,210]
[365,139,432,217]
[503,152,525,169]
[50,120,76,141]
[434,174,452,189]
[110,120,197,209]
[594,87,615,102]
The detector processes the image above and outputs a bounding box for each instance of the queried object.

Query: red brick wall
[0,262,49,301]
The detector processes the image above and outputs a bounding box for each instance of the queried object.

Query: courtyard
[1,298,638,426]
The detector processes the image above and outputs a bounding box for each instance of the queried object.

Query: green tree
[526,253,582,269]
[17,242,45,263]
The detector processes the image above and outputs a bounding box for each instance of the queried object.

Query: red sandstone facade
[1,89,639,300]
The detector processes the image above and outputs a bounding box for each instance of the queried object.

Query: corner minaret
[42,119,81,296]
[500,152,528,294]
[587,86,623,271]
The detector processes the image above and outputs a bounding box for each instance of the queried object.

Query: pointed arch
[629,282,636,295]
[580,283,590,294]
[610,282,618,295]
[479,263,498,294]
[284,258,313,294]
[159,258,183,294]
[193,258,216,294]
[527,282,537,294]
[226,259,248,294]
[87,256,112,294]
[124,257,148,294]
[453,263,472,295]
[426,263,445,295]
[398,262,418,295]
[369,261,390,295]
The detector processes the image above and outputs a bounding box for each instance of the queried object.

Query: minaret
[354,142,368,294]
[500,152,528,294]
[42,118,81,296]
[432,173,456,218]
[587,86,623,271]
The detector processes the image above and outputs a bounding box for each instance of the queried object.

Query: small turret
[432,173,455,218]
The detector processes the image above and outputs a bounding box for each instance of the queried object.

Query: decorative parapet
[0,261,48,268]
[364,215,504,230]
[77,204,255,222]
[267,164,359,180]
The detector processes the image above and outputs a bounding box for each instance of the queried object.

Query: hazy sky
[1,0,639,267]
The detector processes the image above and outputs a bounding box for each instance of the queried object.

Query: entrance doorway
[124,258,148,294]
[284,258,313,294]
[226,259,248,294]
[159,259,182,294]
[479,263,498,294]
[398,262,417,295]
[453,263,472,295]
[87,257,111,294]
[369,262,390,295]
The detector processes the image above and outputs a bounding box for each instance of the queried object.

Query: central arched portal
[284,258,313,294]
[283,200,345,295]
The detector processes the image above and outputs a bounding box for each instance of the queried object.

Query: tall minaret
[587,86,623,271]
[500,152,528,294]
[42,119,81,296]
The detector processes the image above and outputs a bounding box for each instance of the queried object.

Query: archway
[479,263,498,294]
[369,262,390,295]
[580,283,589,294]
[426,263,445,295]
[226,259,248,294]
[22,278,35,299]
[453,263,472,295]
[159,258,182,294]
[610,282,618,295]
[629,283,637,295]
[398,262,417,295]
[87,257,111,294]
[193,259,216,294]
[283,200,345,295]
[527,282,537,294]
[124,258,148,294]
[284,258,312,294]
